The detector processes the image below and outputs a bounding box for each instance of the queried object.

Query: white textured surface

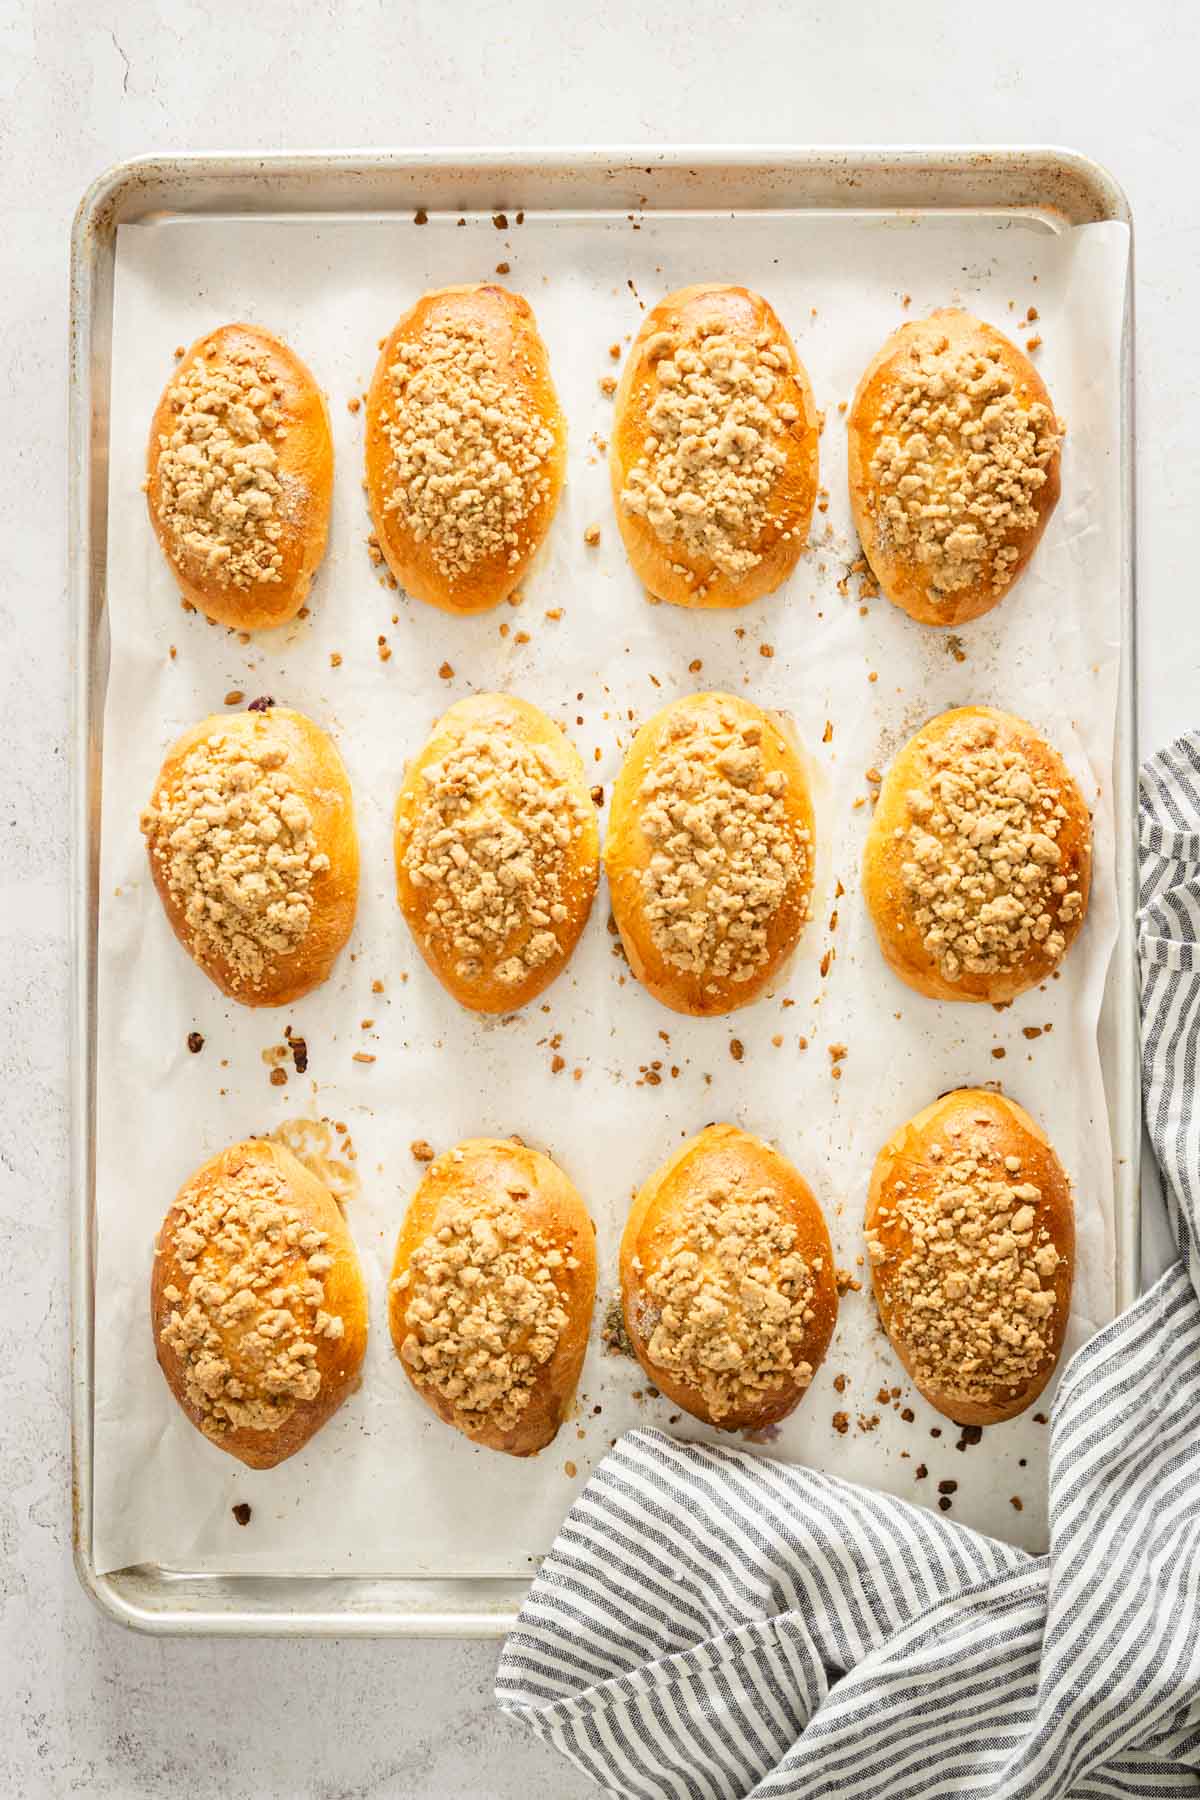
[4,0,1196,1791]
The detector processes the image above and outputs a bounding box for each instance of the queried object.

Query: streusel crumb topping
[155,346,290,590]
[867,1123,1062,1407]
[159,1158,343,1437]
[896,717,1083,981]
[141,726,328,990]
[400,726,588,987]
[381,316,555,580]
[868,334,1061,598]
[393,1193,576,1433]
[638,707,808,988]
[620,319,801,581]
[637,1181,819,1421]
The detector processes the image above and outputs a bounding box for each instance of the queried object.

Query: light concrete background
[3,0,1196,1791]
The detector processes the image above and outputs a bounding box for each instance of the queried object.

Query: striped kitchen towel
[495,735,1200,1798]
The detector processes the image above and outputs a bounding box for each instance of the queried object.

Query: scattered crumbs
[352,1052,376,1065]
[514,630,530,645]
[602,1298,636,1357]
[372,979,385,994]
[269,1067,288,1087]
[608,342,621,360]
[224,690,245,706]
[330,651,342,668]
[868,671,878,684]
[930,1427,942,1438]
[168,644,177,660]
[377,635,392,662]
[832,1373,847,1394]
[232,1503,252,1527]
[583,524,601,546]
[771,1034,783,1048]
[600,376,617,397]
[1010,1495,1024,1511]
[835,1267,861,1295]
[938,1479,958,1496]
[991,1047,1006,1060]
[857,1414,880,1433]
[1022,1025,1043,1040]
[187,1031,204,1055]
[516,211,525,225]
[915,1463,928,1481]
[822,720,833,744]
[492,212,508,230]
[956,1425,983,1451]
[819,949,833,979]
[551,1055,565,1074]
[729,1038,745,1062]
[438,661,454,680]
[173,344,185,359]
[832,1411,850,1436]
[590,785,604,806]
[837,399,847,414]
[347,396,361,414]
[1026,335,1043,352]
[938,1496,953,1512]
[545,607,563,621]
[688,659,703,674]
[1033,1413,1049,1426]
[759,642,774,659]
[901,1406,915,1423]
[414,207,428,225]
[564,1461,577,1479]
[828,1043,848,1065]
[496,261,511,275]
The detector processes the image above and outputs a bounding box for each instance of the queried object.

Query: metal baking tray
[69,146,1137,1636]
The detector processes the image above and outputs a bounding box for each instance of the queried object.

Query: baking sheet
[92,207,1128,1576]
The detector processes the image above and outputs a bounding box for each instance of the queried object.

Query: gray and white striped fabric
[496,734,1200,1798]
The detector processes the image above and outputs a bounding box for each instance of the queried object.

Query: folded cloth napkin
[496,735,1200,1799]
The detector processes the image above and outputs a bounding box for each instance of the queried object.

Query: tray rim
[68,143,1138,1638]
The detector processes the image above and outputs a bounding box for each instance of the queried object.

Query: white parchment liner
[92,209,1128,1574]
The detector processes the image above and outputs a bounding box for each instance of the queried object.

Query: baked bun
[151,1138,368,1469]
[847,308,1063,626]
[620,1123,837,1431]
[605,692,814,1015]
[863,706,1091,1004]
[866,1089,1074,1424]
[389,1138,596,1456]
[364,285,566,613]
[610,284,820,607]
[394,693,599,1013]
[146,323,333,631]
[141,702,358,1007]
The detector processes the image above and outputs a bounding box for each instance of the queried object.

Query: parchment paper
[93,207,1129,1575]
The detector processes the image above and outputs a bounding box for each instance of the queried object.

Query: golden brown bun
[143,704,359,1007]
[146,323,333,631]
[151,1139,368,1469]
[605,692,814,1015]
[364,285,566,614]
[388,1138,596,1456]
[862,706,1091,1003]
[609,284,820,607]
[866,1089,1074,1424]
[847,308,1061,626]
[619,1123,838,1431]
[394,692,599,1013]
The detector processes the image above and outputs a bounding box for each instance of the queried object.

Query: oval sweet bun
[388,1138,597,1457]
[394,693,600,1013]
[609,284,820,608]
[862,705,1092,1004]
[144,704,359,1007]
[364,285,566,615]
[866,1089,1074,1424]
[605,691,815,1016]
[150,1138,368,1470]
[847,308,1061,626]
[145,323,333,631]
[619,1123,838,1431]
